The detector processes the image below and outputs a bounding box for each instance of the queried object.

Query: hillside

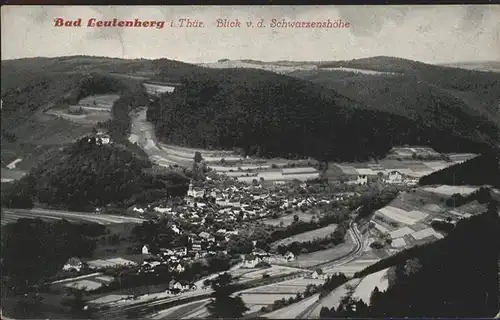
[292,56,500,125]
[418,155,500,188]
[1,56,200,172]
[1,137,190,211]
[439,61,500,73]
[148,66,499,161]
[2,56,500,165]
[1,56,198,131]
[321,201,500,318]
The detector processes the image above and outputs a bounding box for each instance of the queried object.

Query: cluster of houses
[148,180,357,226]
[241,248,296,268]
[353,170,418,186]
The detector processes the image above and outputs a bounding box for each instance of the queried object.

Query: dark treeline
[419,155,500,188]
[269,210,350,244]
[97,79,150,143]
[1,219,106,290]
[275,225,347,256]
[147,68,498,162]
[325,200,500,318]
[445,186,493,207]
[1,138,189,211]
[354,187,400,221]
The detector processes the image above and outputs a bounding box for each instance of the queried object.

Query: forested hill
[418,155,500,188]
[1,137,190,211]
[1,56,198,133]
[148,68,499,161]
[322,200,500,318]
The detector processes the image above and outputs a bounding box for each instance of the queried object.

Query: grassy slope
[1,56,200,170]
[291,56,500,126]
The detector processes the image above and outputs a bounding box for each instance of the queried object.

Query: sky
[1,5,499,64]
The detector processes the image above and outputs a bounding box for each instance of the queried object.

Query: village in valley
[38,132,486,319]
[2,8,499,316]
[1,71,495,319]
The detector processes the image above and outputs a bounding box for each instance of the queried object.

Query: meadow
[272,224,338,248]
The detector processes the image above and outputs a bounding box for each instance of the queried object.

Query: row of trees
[275,222,348,256]
[419,155,500,188]
[1,219,106,290]
[269,209,350,243]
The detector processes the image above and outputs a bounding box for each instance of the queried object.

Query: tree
[404,258,422,276]
[369,286,382,306]
[293,214,299,223]
[60,288,95,318]
[320,306,332,318]
[194,151,203,163]
[207,273,249,319]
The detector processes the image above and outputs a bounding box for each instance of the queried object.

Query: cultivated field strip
[1,209,145,225]
[422,185,480,196]
[261,293,320,319]
[377,206,427,225]
[351,268,389,304]
[304,278,362,319]
[272,224,338,247]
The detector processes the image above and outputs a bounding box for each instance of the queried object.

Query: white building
[187,181,205,198]
[142,245,149,255]
[243,254,262,268]
[386,171,403,184]
[63,257,83,272]
[284,251,296,262]
[356,175,368,185]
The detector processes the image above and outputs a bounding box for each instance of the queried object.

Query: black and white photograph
[1,4,499,320]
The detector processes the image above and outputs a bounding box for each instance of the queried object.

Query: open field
[237,171,320,183]
[78,94,120,109]
[272,224,338,247]
[388,226,414,239]
[262,212,316,226]
[242,277,325,295]
[5,114,91,147]
[151,299,210,320]
[411,227,444,240]
[367,186,489,255]
[240,293,297,308]
[376,206,428,225]
[1,168,26,182]
[46,94,119,125]
[287,235,356,268]
[233,265,303,282]
[262,293,320,319]
[46,109,111,125]
[199,60,318,74]
[0,208,146,226]
[331,154,475,178]
[1,112,94,172]
[144,83,176,95]
[351,268,390,304]
[322,67,397,75]
[323,258,381,277]
[161,143,241,162]
[86,257,137,270]
[422,185,480,196]
[304,278,362,318]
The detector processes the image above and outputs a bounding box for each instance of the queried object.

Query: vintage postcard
[1,5,499,320]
